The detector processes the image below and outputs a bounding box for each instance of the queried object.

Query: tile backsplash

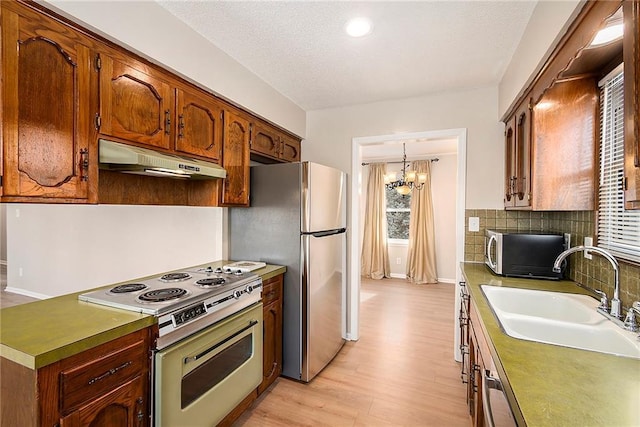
[464,209,640,313]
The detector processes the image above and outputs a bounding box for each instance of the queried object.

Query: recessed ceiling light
[590,23,623,46]
[345,17,372,38]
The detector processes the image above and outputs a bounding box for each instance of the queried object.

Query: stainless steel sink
[481,285,640,359]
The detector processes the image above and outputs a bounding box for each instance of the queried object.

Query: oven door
[154,302,263,427]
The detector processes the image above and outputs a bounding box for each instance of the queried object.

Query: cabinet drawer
[261,277,283,305]
[60,338,146,414]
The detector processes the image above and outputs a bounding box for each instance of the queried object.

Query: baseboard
[3,287,50,300]
[389,274,455,283]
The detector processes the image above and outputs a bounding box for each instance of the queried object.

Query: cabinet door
[259,299,283,395]
[258,275,283,395]
[60,376,147,427]
[99,55,172,150]
[280,135,301,162]
[624,0,640,209]
[251,122,281,160]
[220,110,250,206]
[503,120,516,208]
[531,78,597,210]
[175,88,223,161]
[467,332,483,425]
[1,8,94,201]
[514,102,532,208]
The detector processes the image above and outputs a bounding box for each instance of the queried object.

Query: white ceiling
[157,1,538,111]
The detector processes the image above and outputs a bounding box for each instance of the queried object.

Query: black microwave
[484,229,566,279]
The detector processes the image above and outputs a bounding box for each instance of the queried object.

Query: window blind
[597,69,640,263]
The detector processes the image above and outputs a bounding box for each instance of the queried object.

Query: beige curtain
[361,163,391,279]
[406,160,438,284]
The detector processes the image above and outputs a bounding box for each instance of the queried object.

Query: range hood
[99,139,226,180]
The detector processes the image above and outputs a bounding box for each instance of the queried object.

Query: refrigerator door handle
[304,228,347,238]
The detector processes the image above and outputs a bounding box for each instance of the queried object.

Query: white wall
[305,86,504,210]
[43,0,306,137]
[498,0,583,118]
[430,154,457,282]
[5,204,224,298]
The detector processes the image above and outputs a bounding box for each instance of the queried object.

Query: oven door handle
[482,369,505,427]
[184,320,258,364]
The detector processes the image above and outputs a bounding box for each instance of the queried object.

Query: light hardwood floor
[235,277,470,426]
[0,264,39,309]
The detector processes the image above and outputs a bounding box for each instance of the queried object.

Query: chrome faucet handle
[594,289,609,312]
[623,307,639,332]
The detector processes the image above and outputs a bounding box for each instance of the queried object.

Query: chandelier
[384,143,427,195]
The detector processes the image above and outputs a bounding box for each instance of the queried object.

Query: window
[597,66,640,263]
[386,187,410,241]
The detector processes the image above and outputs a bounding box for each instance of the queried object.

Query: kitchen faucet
[553,245,621,319]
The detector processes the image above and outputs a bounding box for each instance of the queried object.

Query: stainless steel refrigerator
[230,161,346,382]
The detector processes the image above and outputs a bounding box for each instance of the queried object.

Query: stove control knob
[202,266,214,273]
[234,269,243,276]
[224,268,233,274]
[233,290,243,299]
[214,267,223,274]
[245,284,254,294]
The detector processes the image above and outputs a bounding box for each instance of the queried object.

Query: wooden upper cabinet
[175,88,223,161]
[531,77,598,211]
[504,101,532,209]
[251,121,301,163]
[280,134,301,162]
[514,102,532,208]
[1,5,97,202]
[220,110,251,206]
[98,55,172,150]
[624,0,640,209]
[251,122,281,160]
[503,120,516,207]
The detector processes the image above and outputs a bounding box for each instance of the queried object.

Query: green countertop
[461,262,640,427]
[0,260,285,370]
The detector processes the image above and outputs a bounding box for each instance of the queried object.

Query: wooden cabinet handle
[80,148,89,182]
[136,396,145,427]
[87,361,132,385]
[178,114,185,138]
[164,110,171,135]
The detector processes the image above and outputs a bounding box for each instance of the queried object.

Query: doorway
[349,129,467,360]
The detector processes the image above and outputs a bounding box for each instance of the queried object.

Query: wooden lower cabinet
[463,294,517,427]
[259,274,284,394]
[0,327,153,427]
[60,376,146,427]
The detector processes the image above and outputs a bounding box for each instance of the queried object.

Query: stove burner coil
[138,288,188,303]
[195,277,226,287]
[159,272,192,283]
[110,283,147,294]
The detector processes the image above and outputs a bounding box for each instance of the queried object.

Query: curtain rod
[361,158,439,166]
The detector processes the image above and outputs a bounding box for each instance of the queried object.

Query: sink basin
[481,285,640,359]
